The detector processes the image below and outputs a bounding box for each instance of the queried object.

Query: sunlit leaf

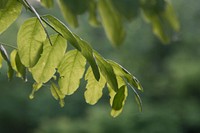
[10,49,27,81]
[29,82,43,99]
[108,60,142,111]
[84,67,106,105]
[43,15,81,51]
[0,45,14,80]
[17,17,46,67]
[50,82,65,107]
[108,60,143,91]
[30,34,67,84]
[75,36,100,81]
[112,85,126,110]
[98,0,126,46]
[108,61,142,111]
[42,15,100,81]
[57,0,78,28]
[108,76,128,117]
[58,50,86,95]
[40,0,54,8]
[94,52,118,92]
[0,0,22,34]
[0,53,3,68]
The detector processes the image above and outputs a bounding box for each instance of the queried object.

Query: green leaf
[29,82,43,99]
[0,45,14,80]
[142,10,169,43]
[108,61,142,112]
[88,0,100,27]
[42,15,100,81]
[30,34,67,84]
[108,60,143,91]
[112,85,126,110]
[75,36,100,81]
[84,67,106,105]
[50,82,65,107]
[0,0,22,34]
[10,50,27,81]
[108,76,128,117]
[161,3,180,31]
[57,0,78,28]
[141,0,179,44]
[17,17,46,67]
[128,84,142,112]
[42,15,81,51]
[40,0,54,8]
[151,15,170,43]
[94,52,118,92]
[98,0,126,46]
[58,50,86,95]
[0,52,3,68]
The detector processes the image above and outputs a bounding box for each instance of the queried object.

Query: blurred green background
[0,0,200,133]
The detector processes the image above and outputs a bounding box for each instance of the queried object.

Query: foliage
[53,0,179,46]
[1,0,200,132]
[0,0,143,117]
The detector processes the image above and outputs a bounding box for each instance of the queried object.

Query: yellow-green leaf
[10,50,27,81]
[40,0,54,8]
[108,60,142,112]
[84,67,106,105]
[108,60,143,91]
[0,52,3,68]
[94,52,118,92]
[98,0,126,46]
[30,34,67,84]
[57,0,78,28]
[0,0,22,34]
[43,15,81,51]
[108,76,128,117]
[112,85,126,110]
[29,82,43,99]
[58,50,86,95]
[50,82,65,107]
[43,15,100,81]
[17,17,46,67]
[75,36,100,81]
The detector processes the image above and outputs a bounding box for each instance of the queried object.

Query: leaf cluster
[0,0,142,117]
[41,0,179,45]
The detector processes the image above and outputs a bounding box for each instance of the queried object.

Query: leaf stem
[0,42,17,49]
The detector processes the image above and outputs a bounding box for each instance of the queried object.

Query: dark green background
[0,0,200,132]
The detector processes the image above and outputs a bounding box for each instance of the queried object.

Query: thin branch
[0,42,17,49]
